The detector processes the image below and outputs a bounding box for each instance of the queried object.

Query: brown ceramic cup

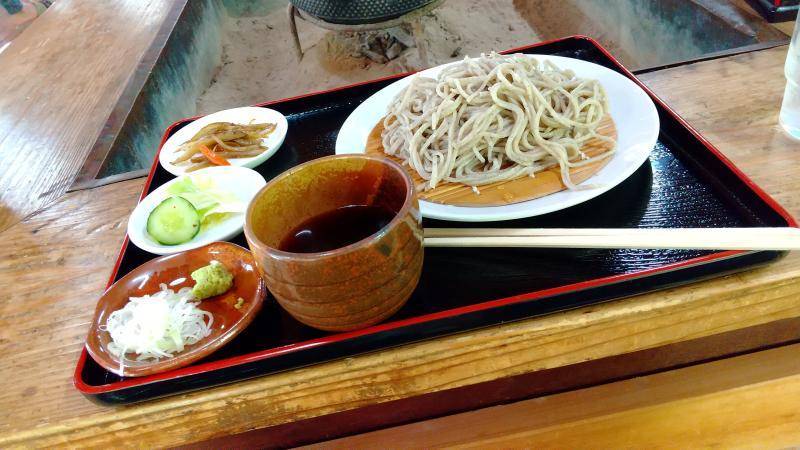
[244,154,423,332]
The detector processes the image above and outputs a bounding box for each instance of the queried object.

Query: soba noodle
[381,52,616,190]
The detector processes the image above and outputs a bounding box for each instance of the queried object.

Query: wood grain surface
[0,15,798,450]
[366,116,616,206]
[313,342,800,449]
[0,0,172,233]
[0,179,144,434]
[773,18,796,36]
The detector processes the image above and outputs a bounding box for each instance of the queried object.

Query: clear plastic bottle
[780,16,800,140]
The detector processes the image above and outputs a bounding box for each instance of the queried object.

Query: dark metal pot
[289,0,437,24]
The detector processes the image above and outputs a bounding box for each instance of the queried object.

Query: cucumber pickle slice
[146,196,201,245]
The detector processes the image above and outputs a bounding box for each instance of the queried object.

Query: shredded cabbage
[102,284,213,375]
[167,174,244,226]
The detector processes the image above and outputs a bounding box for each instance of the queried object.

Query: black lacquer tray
[74,36,796,404]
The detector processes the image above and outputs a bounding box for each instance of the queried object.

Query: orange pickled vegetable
[199,144,230,166]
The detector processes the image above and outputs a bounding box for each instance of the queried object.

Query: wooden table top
[315,342,800,448]
[0,1,797,447]
[0,0,173,233]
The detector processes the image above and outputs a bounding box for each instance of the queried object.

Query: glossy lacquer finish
[85,242,265,377]
[75,36,794,404]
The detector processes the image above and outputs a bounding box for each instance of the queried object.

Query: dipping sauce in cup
[244,154,423,331]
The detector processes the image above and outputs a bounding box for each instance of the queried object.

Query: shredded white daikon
[101,283,213,375]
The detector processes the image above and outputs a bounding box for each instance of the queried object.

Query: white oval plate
[159,106,288,176]
[335,55,659,222]
[128,166,266,255]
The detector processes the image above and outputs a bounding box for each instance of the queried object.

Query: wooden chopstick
[423,227,800,250]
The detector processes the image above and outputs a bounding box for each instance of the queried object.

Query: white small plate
[159,107,288,176]
[335,55,659,222]
[128,166,266,255]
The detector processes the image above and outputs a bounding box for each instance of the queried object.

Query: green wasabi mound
[191,260,233,300]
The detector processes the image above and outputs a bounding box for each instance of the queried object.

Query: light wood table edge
[309,342,800,449]
[2,252,799,447]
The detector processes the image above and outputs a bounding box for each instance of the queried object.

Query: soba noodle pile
[381,52,615,190]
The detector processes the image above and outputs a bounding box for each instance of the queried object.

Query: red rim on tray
[74,35,797,405]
